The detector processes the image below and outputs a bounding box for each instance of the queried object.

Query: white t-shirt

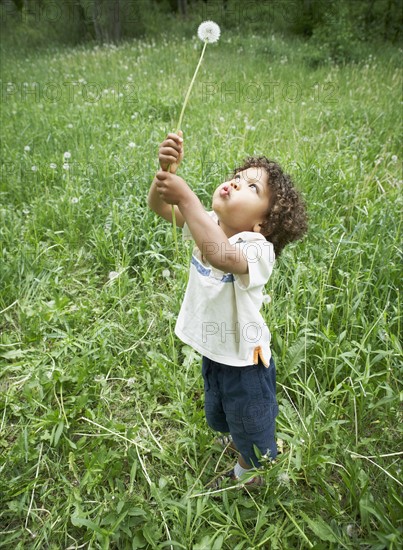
[175,212,275,367]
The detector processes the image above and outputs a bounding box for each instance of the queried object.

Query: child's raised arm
[147,132,185,227]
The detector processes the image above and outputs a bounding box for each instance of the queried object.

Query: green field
[1,29,402,549]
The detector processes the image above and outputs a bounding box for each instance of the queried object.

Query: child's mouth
[219,185,230,197]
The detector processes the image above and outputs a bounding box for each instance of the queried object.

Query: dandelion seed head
[31,165,37,172]
[262,294,271,304]
[63,151,71,160]
[197,20,220,44]
[63,163,70,170]
[346,524,357,537]
[128,142,136,148]
[50,163,57,169]
[162,269,171,278]
[24,145,31,152]
[108,271,119,280]
[278,472,290,485]
[71,197,79,204]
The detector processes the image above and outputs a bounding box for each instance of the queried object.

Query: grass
[1,30,402,549]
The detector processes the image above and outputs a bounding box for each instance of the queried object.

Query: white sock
[234,461,252,479]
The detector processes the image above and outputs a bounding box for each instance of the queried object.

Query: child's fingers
[156,170,167,180]
[160,146,179,157]
[160,139,182,153]
[159,148,179,162]
[159,132,183,173]
[167,132,183,144]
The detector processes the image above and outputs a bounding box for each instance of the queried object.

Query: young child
[148,132,307,488]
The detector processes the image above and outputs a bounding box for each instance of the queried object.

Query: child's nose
[230,180,239,190]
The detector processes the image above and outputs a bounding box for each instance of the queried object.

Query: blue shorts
[202,356,278,467]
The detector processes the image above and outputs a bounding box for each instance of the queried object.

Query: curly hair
[232,156,308,256]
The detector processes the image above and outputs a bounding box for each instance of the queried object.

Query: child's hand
[159,131,184,174]
[155,170,190,205]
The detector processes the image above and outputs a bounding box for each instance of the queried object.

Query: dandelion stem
[170,201,178,257]
[170,40,208,258]
[176,40,208,134]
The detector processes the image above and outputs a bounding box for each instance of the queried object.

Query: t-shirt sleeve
[235,240,275,290]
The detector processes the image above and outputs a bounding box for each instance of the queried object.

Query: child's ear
[253,223,262,233]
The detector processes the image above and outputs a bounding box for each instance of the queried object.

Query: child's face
[212,167,271,237]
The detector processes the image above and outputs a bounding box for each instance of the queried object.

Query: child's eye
[249,183,258,192]
[235,174,241,181]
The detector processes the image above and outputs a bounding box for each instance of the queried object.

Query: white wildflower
[31,165,37,172]
[63,151,71,160]
[197,20,221,44]
[50,163,57,169]
[162,269,171,278]
[391,155,398,163]
[277,472,290,485]
[67,123,73,129]
[24,145,31,152]
[108,271,119,280]
[262,294,271,304]
[346,524,357,538]
[71,197,79,204]
[128,142,136,148]
[63,163,70,170]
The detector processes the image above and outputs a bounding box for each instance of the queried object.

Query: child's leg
[224,357,278,469]
[202,356,230,434]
